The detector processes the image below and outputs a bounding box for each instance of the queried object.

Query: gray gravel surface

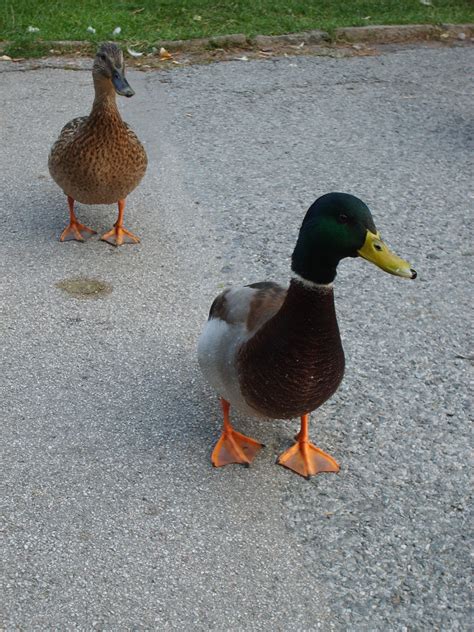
[1,45,472,630]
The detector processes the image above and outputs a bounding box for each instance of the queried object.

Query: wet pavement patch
[55,277,112,299]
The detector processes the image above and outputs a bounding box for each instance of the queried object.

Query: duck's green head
[291,192,417,285]
[93,42,135,97]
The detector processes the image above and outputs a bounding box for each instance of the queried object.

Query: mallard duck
[48,42,147,246]
[198,192,417,478]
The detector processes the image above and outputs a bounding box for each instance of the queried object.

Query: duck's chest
[62,125,146,203]
[72,125,143,175]
[238,284,345,419]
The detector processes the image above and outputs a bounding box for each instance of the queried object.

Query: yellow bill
[358,231,417,279]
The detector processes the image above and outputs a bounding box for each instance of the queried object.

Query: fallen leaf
[86,26,96,34]
[27,26,40,33]
[235,55,249,61]
[112,26,122,36]
[419,0,432,5]
[289,42,305,50]
[132,7,144,14]
[193,15,202,21]
[362,16,371,20]
[127,47,143,58]
[159,47,173,60]
[0,54,12,61]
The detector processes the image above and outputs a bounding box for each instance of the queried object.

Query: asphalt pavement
[1,44,472,630]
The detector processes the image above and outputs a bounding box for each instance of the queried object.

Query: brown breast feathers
[238,280,345,419]
[48,101,147,205]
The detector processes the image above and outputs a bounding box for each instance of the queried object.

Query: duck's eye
[337,214,349,224]
[374,243,383,252]
[99,53,107,62]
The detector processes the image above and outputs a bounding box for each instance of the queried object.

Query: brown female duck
[48,42,147,246]
[198,193,417,478]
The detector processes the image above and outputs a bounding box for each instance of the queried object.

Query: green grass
[1,0,473,57]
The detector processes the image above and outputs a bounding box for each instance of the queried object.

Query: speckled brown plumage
[48,42,147,208]
[238,280,345,419]
[48,93,147,205]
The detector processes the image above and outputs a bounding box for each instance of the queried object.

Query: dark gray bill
[112,70,135,97]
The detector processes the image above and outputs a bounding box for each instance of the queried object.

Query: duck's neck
[89,77,122,123]
[291,245,339,285]
[239,278,345,418]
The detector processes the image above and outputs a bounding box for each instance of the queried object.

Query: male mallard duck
[48,42,147,246]
[198,193,417,478]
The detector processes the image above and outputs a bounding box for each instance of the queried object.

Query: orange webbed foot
[60,221,96,242]
[211,398,264,468]
[277,441,339,479]
[101,225,140,247]
[212,429,264,468]
[278,414,339,479]
[60,196,96,242]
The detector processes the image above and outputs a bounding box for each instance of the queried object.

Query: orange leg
[278,414,339,479]
[211,398,264,468]
[101,199,140,246]
[60,196,96,242]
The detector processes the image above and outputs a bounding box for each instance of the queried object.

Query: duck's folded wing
[208,281,287,335]
[49,117,88,161]
[58,116,88,139]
